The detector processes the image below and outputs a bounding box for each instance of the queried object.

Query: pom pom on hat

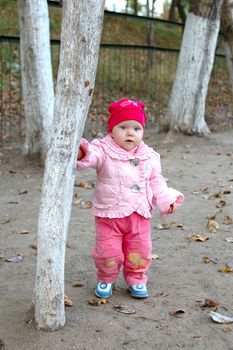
[108,98,146,132]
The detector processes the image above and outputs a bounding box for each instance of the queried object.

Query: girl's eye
[135,127,141,131]
[120,126,126,130]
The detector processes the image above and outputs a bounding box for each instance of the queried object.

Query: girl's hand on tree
[77,147,85,160]
[168,202,177,214]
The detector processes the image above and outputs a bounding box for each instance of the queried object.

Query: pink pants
[92,212,152,286]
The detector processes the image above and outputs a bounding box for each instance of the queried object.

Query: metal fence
[0,11,233,145]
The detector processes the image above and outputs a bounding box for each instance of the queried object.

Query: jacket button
[131,184,140,193]
[130,158,139,167]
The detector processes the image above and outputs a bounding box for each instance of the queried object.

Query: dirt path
[1,130,233,350]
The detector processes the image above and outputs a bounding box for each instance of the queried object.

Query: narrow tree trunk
[176,0,186,23]
[34,0,105,331]
[169,0,177,21]
[168,0,223,135]
[221,0,233,92]
[18,0,54,160]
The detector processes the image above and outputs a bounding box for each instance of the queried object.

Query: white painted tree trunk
[221,0,233,92]
[18,0,54,160]
[168,1,223,135]
[34,0,105,331]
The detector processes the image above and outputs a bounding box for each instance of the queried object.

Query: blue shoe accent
[128,283,148,298]
[95,282,112,298]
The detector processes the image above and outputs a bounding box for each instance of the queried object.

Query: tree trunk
[169,0,177,21]
[168,0,223,135]
[18,0,54,160]
[34,0,105,331]
[221,0,233,92]
[177,0,186,23]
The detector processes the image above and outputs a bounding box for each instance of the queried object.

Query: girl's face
[111,120,144,151]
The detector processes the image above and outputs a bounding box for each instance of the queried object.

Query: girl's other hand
[77,147,85,160]
[168,202,177,214]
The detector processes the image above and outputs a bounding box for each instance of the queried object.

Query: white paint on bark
[34,0,105,331]
[18,0,54,159]
[168,11,222,135]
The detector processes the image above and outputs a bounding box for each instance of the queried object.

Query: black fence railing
[0,10,233,145]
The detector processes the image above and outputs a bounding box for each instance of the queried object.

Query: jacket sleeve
[76,138,105,171]
[150,153,184,216]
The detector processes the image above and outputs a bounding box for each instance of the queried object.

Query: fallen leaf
[225,237,233,243]
[0,254,5,260]
[223,216,233,225]
[73,194,82,205]
[218,265,233,273]
[81,201,92,209]
[189,234,209,242]
[88,298,108,306]
[223,190,231,195]
[75,181,95,189]
[6,253,24,262]
[155,291,169,298]
[66,241,71,248]
[216,200,226,208]
[223,325,232,333]
[169,308,185,316]
[207,219,219,232]
[196,298,219,308]
[18,188,28,195]
[1,216,10,224]
[72,282,85,288]
[114,304,136,314]
[9,169,17,174]
[208,192,222,200]
[18,229,30,234]
[64,295,73,307]
[157,222,173,230]
[152,254,159,260]
[30,244,37,250]
[202,256,218,264]
[176,224,187,230]
[209,311,233,324]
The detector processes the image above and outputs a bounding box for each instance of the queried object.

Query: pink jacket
[76,134,184,218]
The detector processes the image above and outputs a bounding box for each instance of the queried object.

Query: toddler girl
[76,98,184,299]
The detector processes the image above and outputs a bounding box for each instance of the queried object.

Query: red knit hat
[108,98,146,132]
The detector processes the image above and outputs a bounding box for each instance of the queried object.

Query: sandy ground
[1,130,233,350]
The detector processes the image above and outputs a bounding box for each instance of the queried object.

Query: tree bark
[34,0,105,331]
[18,0,54,160]
[168,0,223,135]
[221,0,233,92]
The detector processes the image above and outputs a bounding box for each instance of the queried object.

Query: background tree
[167,0,223,135]
[168,0,187,23]
[18,0,54,161]
[34,0,105,331]
[221,0,233,92]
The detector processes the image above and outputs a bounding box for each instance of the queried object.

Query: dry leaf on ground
[217,265,233,273]
[18,188,28,195]
[169,308,185,316]
[88,298,108,306]
[18,229,30,234]
[196,298,219,308]
[207,219,219,232]
[75,181,95,189]
[202,256,218,264]
[114,304,136,314]
[81,201,92,209]
[188,234,209,242]
[64,295,73,307]
[223,216,233,225]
